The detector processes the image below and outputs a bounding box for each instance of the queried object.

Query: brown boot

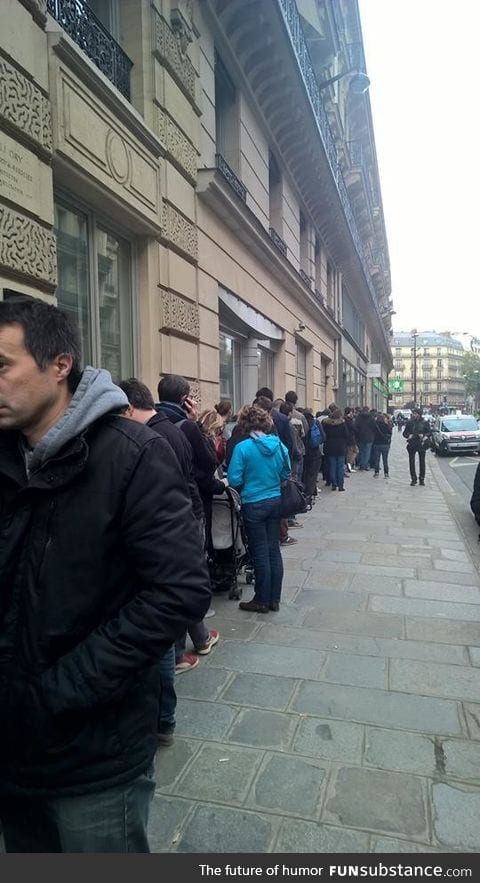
[239,598,269,613]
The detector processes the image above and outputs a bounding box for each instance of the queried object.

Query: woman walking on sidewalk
[227,404,291,613]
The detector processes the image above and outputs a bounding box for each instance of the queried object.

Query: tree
[462,352,480,396]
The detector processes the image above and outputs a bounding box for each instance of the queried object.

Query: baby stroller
[209,486,252,600]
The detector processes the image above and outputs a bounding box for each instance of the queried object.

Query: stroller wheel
[245,570,254,585]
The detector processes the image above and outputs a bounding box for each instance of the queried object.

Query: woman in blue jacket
[227,404,291,613]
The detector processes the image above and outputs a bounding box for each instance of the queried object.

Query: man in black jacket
[403,408,432,486]
[0,299,211,852]
[471,461,480,529]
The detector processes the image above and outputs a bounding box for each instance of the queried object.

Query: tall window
[214,51,238,170]
[296,342,307,407]
[299,212,308,275]
[219,330,242,410]
[258,346,273,392]
[55,201,134,379]
[269,152,282,234]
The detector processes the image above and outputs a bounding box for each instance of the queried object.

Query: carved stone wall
[154,13,196,105]
[156,108,196,183]
[18,0,47,25]
[162,201,198,261]
[188,379,201,406]
[0,206,57,287]
[160,289,199,340]
[0,57,52,153]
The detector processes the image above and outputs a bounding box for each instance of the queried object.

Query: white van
[431,414,480,456]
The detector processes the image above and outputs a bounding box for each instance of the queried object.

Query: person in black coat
[354,406,377,470]
[372,413,393,478]
[403,408,432,486]
[470,461,480,528]
[323,409,349,491]
[0,299,211,853]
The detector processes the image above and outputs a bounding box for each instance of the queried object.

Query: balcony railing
[269,227,288,257]
[277,0,381,317]
[299,269,312,287]
[47,0,133,100]
[215,154,247,203]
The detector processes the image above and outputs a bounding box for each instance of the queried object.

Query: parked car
[431,414,480,456]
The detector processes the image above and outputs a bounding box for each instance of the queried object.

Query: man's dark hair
[157,374,190,403]
[279,401,293,416]
[256,387,273,401]
[0,296,82,391]
[253,395,273,412]
[118,378,155,410]
[344,407,352,416]
[285,390,298,405]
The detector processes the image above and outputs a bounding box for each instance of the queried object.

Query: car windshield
[440,418,478,432]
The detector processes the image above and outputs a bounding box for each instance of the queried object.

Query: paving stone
[249,753,326,817]
[305,609,404,639]
[226,708,297,750]
[442,739,480,780]
[221,672,297,711]
[207,641,325,679]
[404,580,480,605]
[433,559,476,574]
[175,667,232,701]
[370,595,480,622]
[154,738,201,790]
[371,837,441,853]
[439,549,471,562]
[375,637,467,666]
[148,795,192,852]
[315,550,363,563]
[427,540,469,552]
[348,574,403,595]
[174,743,262,804]
[176,804,277,853]
[281,570,308,589]
[390,659,480,702]
[292,682,461,735]
[463,704,480,740]
[302,570,351,589]
[407,617,480,647]
[432,783,480,849]
[321,652,387,689]
[294,589,367,612]
[201,618,262,641]
[363,554,432,568]
[417,568,480,586]
[293,717,363,763]
[364,728,436,776]
[469,647,480,666]
[276,819,369,853]
[308,561,417,578]
[175,699,237,740]
[324,767,428,837]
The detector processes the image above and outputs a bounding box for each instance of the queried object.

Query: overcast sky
[358,0,478,336]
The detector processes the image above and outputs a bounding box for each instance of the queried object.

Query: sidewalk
[150,434,480,854]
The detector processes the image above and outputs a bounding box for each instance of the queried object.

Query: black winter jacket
[354,413,377,444]
[146,410,204,520]
[323,418,349,457]
[471,462,480,524]
[373,419,393,446]
[403,417,432,452]
[0,416,211,797]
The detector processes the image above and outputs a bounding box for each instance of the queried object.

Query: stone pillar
[243,337,259,405]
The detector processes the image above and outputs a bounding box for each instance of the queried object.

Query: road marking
[449,459,479,468]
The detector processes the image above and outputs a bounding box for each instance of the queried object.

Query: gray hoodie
[25,366,128,476]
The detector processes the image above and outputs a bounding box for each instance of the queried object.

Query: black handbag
[279,446,308,518]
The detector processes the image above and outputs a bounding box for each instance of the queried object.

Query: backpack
[307,419,322,449]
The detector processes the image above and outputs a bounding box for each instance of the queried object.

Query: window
[219,330,242,410]
[214,51,239,170]
[342,287,365,352]
[296,342,307,407]
[269,152,282,234]
[55,201,134,379]
[88,0,120,38]
[258,346,273,392]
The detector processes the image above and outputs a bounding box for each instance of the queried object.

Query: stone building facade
[391,332,465,411]
[0,0,392,410]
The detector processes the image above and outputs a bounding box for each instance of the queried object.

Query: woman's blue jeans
[242,497,283,605]
[358,441,373,469]
[373,444,390,475]
[328,455,345,489]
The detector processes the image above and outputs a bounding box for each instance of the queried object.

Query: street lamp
[411,328,418,405]
[318,68,371,95]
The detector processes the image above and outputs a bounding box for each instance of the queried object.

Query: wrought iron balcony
[47,0,133,100]
[215,154,247,203]
[269,227,288,257]
[299,269,312,287]
[277,0,381,315]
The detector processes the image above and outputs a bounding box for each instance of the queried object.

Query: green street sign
[389,378,404,392]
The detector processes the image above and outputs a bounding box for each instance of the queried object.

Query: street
[148,433,480,854]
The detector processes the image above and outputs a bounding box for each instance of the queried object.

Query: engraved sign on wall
[0,132,36,208]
